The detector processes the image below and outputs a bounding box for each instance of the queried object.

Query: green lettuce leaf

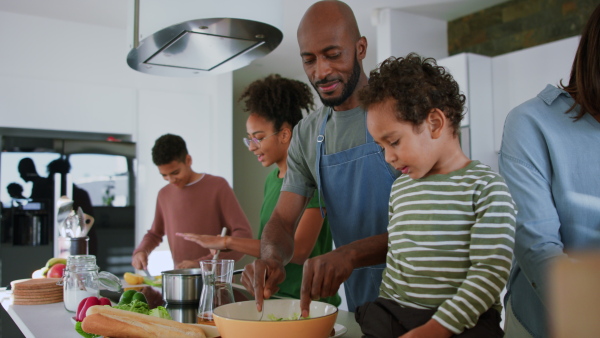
[74,321,100,338]
[112,299,150,315]
[149,306,172,320]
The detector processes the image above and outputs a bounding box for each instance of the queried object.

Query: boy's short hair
[359,53,466,135]
[152,134,188,166]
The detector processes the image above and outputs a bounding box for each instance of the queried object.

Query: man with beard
[242,0,398,316]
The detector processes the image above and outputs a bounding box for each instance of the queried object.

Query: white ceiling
[0,0,509,87]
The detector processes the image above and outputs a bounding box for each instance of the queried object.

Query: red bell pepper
[75,297,111,322]
[99,297,111,306]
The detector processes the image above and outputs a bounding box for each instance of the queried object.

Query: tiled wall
[448,0,596,56]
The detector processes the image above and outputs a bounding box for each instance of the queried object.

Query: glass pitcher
[59,255,122,312]
[197,259,235,325]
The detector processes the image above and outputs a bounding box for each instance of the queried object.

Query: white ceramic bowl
[213,299,338,338]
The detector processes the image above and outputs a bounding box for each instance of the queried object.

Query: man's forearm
[260,216,296,265]
[259,191,311,266]
[337,232,388,268]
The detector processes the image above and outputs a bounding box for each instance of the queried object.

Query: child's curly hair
[239,74,314,130]
[359,53,466,135]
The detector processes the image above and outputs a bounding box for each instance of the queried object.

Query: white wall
[437,37,577,170]
[0,10,233,263]
[375,8,448,63]
[438,54,496,169]
[491,36,579,151]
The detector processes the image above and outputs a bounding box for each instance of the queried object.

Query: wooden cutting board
[11,278,64,305]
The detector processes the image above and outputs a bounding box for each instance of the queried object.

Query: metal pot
[161,268,203,304]
[161,268,245,305]
[164,303,198,323]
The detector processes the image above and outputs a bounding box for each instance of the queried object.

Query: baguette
[81,305,206,338]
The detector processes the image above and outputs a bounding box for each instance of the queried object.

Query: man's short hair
[152,134,188,166]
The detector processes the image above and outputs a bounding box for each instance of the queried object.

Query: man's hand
[132,251,149,270]
[176,260,200,269]
[399,319,453,338]
[241,259,286,312]
[300,250,354,317]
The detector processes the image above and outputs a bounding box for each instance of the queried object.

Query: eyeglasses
[243,131,279,148]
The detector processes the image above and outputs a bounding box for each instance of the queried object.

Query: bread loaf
[81,306,206,338]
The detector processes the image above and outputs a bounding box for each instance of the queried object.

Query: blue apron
[315,108,397,311]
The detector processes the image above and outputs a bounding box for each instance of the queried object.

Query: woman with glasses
[178,74,340,306]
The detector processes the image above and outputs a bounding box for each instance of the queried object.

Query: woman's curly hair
[239,74,315,130]
[359,53,466,135]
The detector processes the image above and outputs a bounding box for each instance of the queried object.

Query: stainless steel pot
[161,268,245,305]
[164,303,198,323]
[161,268,203,304]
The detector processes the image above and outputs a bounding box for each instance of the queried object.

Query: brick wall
[448,0,598,56]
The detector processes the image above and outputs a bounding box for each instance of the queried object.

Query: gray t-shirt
[283,105,398,197]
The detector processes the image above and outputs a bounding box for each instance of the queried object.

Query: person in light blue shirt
[498,4,600,337]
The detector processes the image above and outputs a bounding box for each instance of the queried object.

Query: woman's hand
[177,233,227,250]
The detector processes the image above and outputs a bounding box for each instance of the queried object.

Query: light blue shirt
[498,84,600,337]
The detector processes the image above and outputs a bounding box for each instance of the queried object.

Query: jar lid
[98,271,122,292]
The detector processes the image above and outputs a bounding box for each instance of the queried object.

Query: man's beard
[313,55,361,108]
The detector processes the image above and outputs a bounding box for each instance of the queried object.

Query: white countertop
[1,290,80,338]
[1,289,362,338]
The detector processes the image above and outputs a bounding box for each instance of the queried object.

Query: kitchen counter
[0,288,363,338]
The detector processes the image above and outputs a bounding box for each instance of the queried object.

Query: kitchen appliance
[126,0,283,77]
[161,268,203,304]
[11,201,48,246]
[162,266,244,305]
[164,303,198,324]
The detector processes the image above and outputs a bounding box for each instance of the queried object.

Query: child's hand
[399,318,453,338]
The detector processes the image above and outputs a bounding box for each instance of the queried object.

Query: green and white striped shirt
[379,161,516,334]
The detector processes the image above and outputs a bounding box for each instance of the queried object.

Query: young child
[356,54,516,337]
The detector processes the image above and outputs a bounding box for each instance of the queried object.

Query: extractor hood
[126,0,283,77]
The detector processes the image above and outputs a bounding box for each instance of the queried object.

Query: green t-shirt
[259,169,341,306]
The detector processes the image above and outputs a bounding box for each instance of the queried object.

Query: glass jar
[60,255,121,312]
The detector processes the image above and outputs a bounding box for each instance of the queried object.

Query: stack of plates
[11,278,64,305]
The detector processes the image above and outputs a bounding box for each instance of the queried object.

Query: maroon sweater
[133,174,252,266]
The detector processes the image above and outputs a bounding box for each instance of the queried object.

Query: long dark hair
[559,4,600,120]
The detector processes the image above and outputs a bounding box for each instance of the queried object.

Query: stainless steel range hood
[126,0,283,77]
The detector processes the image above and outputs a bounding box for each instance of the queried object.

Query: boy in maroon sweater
[132,134,252,270]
